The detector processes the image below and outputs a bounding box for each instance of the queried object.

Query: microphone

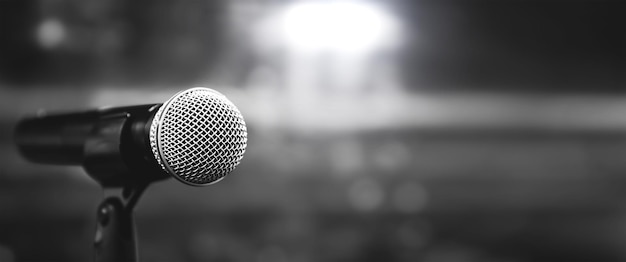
[15,87,248,187]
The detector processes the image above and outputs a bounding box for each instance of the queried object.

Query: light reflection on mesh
[150,88,247,186]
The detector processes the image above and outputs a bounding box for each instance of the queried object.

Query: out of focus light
[373,141,411,171]
[36,18,66,49]
[329,139,365,176]
[281,1,400,53]
[348,178,384,211]
[0,245,15,262]
[391,182,429,213]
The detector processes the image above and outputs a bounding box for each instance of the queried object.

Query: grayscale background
[0,0,625,261]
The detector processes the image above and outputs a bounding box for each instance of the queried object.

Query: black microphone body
[15,87,248,187]
[15,104,169,187]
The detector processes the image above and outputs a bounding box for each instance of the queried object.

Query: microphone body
[15,87,248,187]
[16,104,169,186]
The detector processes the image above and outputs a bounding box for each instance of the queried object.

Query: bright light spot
[392,182,429,213]
[282,1,400,53]
[348,178,384,211]
[36,18,66,49]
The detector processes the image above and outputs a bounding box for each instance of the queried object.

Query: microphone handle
[15,110,100,164]
[15,104,160,165]
[15,104,170,186]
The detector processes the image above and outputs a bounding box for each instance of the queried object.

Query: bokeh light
[36,18,66,49]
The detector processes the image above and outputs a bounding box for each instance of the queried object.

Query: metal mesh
[149,87,247,186]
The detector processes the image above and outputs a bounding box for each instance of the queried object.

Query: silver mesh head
[149,87,247,186]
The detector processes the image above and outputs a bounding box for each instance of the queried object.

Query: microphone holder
[94,182,148,262]
[80,108,167,262]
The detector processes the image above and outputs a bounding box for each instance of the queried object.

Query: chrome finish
[149,87,247,186]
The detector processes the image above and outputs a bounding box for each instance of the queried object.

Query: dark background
[1,0,626,261]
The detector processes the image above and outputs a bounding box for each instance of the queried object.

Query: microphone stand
[94,183,148,262]
[81,110,166,262]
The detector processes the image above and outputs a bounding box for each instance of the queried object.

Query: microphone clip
[94,183,148,262]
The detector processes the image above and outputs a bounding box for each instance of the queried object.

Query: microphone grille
[149,87,247,186]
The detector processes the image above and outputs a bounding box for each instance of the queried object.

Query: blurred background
[1,0,626,261]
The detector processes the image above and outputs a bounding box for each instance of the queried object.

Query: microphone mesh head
[149,87,247,186]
